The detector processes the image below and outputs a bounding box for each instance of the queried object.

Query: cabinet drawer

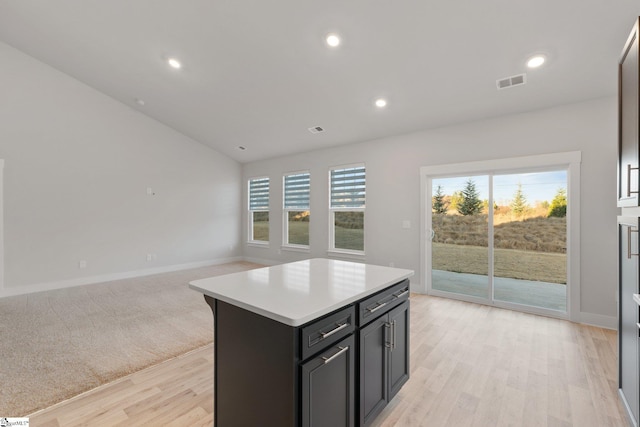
[358,280,410,326]
[301,305,356,360]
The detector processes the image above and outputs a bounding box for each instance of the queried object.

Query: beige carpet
[0,261,263,417]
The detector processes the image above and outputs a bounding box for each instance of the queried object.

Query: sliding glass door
[492,172,567,311]
[429,169,568,313]
[432,175,490,299]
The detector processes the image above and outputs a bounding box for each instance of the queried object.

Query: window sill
[326,250,365,261]
[247,241,270,249]
[281,245,311,254]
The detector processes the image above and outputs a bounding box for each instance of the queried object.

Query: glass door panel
[492,171,567,311]
[431,176,489,299]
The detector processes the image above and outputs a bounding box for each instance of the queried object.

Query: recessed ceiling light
[527,55,545,68]
[167,58,182,69]
[326,33,341,47]
[375,98,387,108]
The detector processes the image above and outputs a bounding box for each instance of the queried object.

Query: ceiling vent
[496,73,527,90]
[308,126,325,134]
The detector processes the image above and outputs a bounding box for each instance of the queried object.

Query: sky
[432,170,567,205]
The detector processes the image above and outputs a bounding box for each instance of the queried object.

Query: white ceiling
[1,1,639,163]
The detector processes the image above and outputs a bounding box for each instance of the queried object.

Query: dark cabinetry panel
[359,316,389,425]
[619,217,640,426]
[358,280,409,326]
[359,301,410,426]
[301,335,356,427]
[301,305,355,360]
[211,298,298,427]
[388,302,410,399]
[618,16,640,427]
[619,18,640,207]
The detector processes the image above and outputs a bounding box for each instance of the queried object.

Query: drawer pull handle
[628,164,639,197]
[395,289,409,298]
[367,302,387,313]
[322,346,349,365]
[628,226,639,259]
[320,322,348,339]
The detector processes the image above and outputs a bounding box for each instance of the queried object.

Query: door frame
[419,151,581,322]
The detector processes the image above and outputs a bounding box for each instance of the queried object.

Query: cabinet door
[301,335,355,427]
[388,301,410,400]
[619,217,639,424]
[359,315,389,426]
[618,19,639,207]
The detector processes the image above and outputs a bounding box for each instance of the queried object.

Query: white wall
[0,42,242,294]
[243,97,618,327]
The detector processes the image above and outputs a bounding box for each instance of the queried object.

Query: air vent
[308,126,325,134]
[496,73,527,90]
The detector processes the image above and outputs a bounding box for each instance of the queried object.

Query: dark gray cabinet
[359,300,410,426]
[302,335,356,427]
[618,18,639,207]
[618,16,640,427]
[619,217,640,426]
[359,315,389,425]
[388,302,410,399]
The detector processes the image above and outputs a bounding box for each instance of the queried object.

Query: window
[283,172,310,248]
[248,177,269,243]
[330,164,365,253]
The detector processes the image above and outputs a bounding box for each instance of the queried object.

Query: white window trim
[248,176,270,246]
[282,171,311,250]
[328,164,366,256]
[0,159,4,290]
[419,151,581,323]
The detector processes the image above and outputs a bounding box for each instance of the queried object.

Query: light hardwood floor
[30,295,630,427]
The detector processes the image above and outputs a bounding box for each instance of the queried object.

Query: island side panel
[208,297,299,427]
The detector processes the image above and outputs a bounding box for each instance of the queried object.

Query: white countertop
[189,258,414,327]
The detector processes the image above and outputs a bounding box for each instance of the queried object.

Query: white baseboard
[580,311,617,330]
[0,256,244,298]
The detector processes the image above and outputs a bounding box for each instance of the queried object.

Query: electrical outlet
[146,253,156,262]
[78,260,87,269]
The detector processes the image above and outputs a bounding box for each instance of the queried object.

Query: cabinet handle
[628,226,639,259]
[322,346,349,365]
[392,320,396,351]
[320,322,348,339]
[394,289,409,299]
[367,301,387,313]
[385,322,392,348]
[628,164,639,197]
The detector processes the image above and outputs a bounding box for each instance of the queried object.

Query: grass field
[432,214,566,253]
[253,222,364,250]
[432,242,567,284]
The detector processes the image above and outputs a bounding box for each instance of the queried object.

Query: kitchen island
[189,258,414,427]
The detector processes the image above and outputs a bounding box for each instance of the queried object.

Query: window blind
[284,172,310,209]
[330,166,365,208]
[249,177,269,211]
